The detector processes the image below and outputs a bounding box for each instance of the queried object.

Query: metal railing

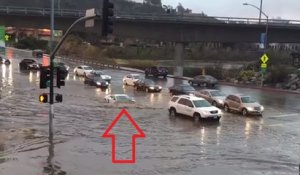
[1,6,300,26]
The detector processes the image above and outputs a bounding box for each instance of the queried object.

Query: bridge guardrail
[1,6,300,26]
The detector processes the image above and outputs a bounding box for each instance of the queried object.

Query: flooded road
[0,48,299,175]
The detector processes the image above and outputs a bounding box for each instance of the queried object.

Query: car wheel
[169,108,177,117]
[194,113,201,123]
[212,101,217,107]
[164,75,167,78]
[224,104,230,112]
[242,108,248,116]
[75,71,78,76]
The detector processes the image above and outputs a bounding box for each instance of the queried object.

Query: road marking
[269,113,300,118]
[265,121,300,127]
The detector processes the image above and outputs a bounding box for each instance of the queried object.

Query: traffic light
[40,67,50,89]
[55,94,63,103]
[56,67,66,88]
[39,93,48,103]
[102,0,114,37]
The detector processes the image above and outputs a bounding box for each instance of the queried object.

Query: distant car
[32,49,44,58]
[55,62,70,72]
[145,66,168,78]
[195,89,226,107]
[89,70,112,83]
[223,94,264,116]
[188,75,218,87]
[123,74,141,86]
[169,84,195,96]
[134,79,162,92]
[74,65,94,77]
[168,95,222,122]
[104,94,135,103]
[84,75,109,88]
[0,56,10,65]
[19,59,41,70]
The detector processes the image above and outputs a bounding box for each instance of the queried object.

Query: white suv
[168,95,222,122]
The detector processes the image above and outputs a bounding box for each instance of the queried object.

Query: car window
[178,98,186,105]
[201,91,209,96]
[241,96,256,103]
[78,66,82,69]
[233,96,241,103]
[145,80,155,85]
[171,97,179,102]
[210,91,226,97]
[185,100,194,108]
[83,66,92,70]
[127,75,132,78]
[193,100,212,108]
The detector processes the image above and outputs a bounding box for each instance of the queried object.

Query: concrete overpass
[1,6,300,75]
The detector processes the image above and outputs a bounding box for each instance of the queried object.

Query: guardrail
[0,6,85,17]
[1,6,300,26]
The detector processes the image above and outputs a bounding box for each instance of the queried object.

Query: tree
[176,3,185,14]
[144,0,161,6]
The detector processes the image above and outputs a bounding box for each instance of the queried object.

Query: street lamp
[243,2,269,87]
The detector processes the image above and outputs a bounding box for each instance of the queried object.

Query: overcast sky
[135,0,300,20]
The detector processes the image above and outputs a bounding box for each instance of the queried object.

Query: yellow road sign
[261,54,269,63]
[261,63,267,68]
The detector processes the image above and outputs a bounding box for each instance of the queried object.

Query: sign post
[260,53,269,87]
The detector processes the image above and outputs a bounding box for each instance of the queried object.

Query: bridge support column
[174,42,184,77]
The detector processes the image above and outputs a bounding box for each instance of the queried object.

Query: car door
[231,96,241,111]
[184,99,195,117]
[176,98,187,115]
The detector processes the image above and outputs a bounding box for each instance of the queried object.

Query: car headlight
[105,81,108,85]
[158,86,162,89]
[149,87,154,90]
[217,99,224,104]
[96,82,101,85]
[260,106,264,111]
[246,107,254,111]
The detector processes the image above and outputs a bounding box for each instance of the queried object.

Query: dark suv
[145,66,168,78]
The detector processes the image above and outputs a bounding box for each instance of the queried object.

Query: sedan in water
[195,89,227,107]
[0,56,10,65]
[188,75,218,87]
[84,75,109,88]
[89,70,112,83]
[134,79,162,92]
[74,65,94,77]
[19,59,41,70]
[104,94,135,103]
[169,84,196,96]
[123,74,142,86]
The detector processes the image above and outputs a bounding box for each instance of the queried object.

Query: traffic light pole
[48,14,98,137]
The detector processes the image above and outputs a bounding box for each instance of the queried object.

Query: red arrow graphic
[102,108,145,164]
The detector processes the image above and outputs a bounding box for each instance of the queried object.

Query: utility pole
[49,0,55,139]
[259,0,263,23]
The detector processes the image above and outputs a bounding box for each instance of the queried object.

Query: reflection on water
[29,71,33,83]
[43,135,66,175]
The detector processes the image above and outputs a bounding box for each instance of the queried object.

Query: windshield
[182,85,195,91]
[145,80,155,85]
[93,77,103,81]
[193,100,212,108]
[133,75,140,79]
[83,66,93,70]
[93,71,103,75]
[210,91,226,97]
[241,97,256,103]
[116,95,130,101]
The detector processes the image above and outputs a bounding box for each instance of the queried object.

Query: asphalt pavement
[0,48,299,175]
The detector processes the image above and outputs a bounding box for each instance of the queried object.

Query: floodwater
[0,48,299,175]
